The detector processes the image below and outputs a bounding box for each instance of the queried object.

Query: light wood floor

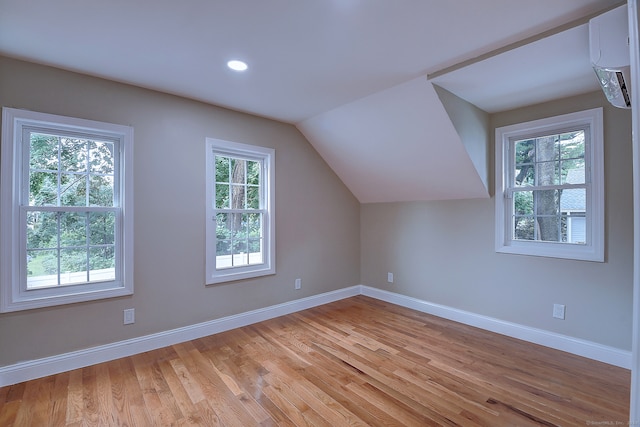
[0,296,630,426]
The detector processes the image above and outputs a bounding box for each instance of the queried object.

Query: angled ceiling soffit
[297,77,489,203]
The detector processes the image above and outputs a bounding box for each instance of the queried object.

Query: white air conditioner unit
[589,5,631,109]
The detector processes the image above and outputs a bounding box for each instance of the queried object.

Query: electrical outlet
[553,304,565,320]
[124,308,135,325]
[387,272,394,283]
[295,278,301,290]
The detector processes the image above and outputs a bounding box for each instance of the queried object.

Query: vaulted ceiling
[0,0,622,202]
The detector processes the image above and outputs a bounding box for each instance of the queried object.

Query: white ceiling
[0,0,622,202]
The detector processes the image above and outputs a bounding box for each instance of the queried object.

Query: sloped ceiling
[0,0,622,203]
[298,78,488,203]
[430,22,598,114]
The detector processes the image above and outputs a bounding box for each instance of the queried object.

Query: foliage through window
[27,133,117,288]
[1,108,133,312]
[206,138,275,284]
[495,108,604,261]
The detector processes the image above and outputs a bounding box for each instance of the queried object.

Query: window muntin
[214,156,264,269]
[25,131,118,289]
[509,129,588,244]
[206,138,275,284]
[495,108,604,262]
[1,108,133,312]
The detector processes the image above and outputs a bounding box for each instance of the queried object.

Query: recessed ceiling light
[227,60,248,71]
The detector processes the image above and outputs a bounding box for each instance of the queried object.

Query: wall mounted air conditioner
[589,5,631,109]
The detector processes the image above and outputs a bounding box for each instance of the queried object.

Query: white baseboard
[360,285,632,369]
[0,286,360,387]
[0,284,630,387]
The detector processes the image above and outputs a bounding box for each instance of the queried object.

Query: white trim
[628,0,640,423]
[205,138,275,284]
[494,108,604,262]
[0,108,134,312]
[0,286,360,387]
[360,286,631,369]
[0,284,630,387]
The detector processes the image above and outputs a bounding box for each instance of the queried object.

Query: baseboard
[0,283,631,387]
[0,285,361,387]
[360,285,632,369]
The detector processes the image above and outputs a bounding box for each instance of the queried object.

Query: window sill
[206,266,276,285]
[496,241,604,262]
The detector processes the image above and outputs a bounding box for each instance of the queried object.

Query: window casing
[1,108,133,312]
[205,138,275,284]
[495,108,604,261]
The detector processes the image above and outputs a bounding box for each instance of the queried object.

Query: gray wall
[1,55,633,368]
[0,56,361,366]
[361,91,633,350]
[434,85,490,191]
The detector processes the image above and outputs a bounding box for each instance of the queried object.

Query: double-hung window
[495,108,604,261]
[205,138,275,284]
[1,108,133,312]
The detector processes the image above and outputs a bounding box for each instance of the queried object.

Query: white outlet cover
[553,304,565,320]
[124,308,135,324]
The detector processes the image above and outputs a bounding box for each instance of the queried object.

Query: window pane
[60,212,86,247]
[534,188,561,242]
[231,184,245,209]
[247,186,259,209]
[89,175,114,206]
[60,173,87,206]
[535,189,560,215]
[248,239,263,264]
[229,213,246,245]
[560,188,586,214]
[231,213,248,267]
[514,165,534,186]
[89,247,115,282]
[535,161,559,185]
[30,133,59,170]
[559,131,585,160]
[514,139,535,186]
[60,138,87,172]
[27,211,58,249]
[561,160,585,185]
[216,184,230,209]
[535,136,557,162]
[514,217,535,240]
[27,250,59,289]
[248,212,263,265]
[248,213,262,238]
[216,239,231,257]
[216,212,229,235]
[89,140,114,174]
[215,156,230,183]
[247,161,260,185]
[29,171,58,206]
[566,214,587,244]
[514,191,533,215]
[89,212,115,245]
[59,248,88,285]
[231,159,245,184]
[537,216,561,242]
[215,212,232,269]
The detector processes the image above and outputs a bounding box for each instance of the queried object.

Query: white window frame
[205,138,275,284]
[1,108,134,312]
[495,108,604,262]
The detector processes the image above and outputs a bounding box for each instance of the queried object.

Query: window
[495,108,604,261]
[1,108,133,312]
[205,138,275,284]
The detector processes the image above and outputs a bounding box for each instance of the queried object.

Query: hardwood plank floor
[0,296,630,426]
